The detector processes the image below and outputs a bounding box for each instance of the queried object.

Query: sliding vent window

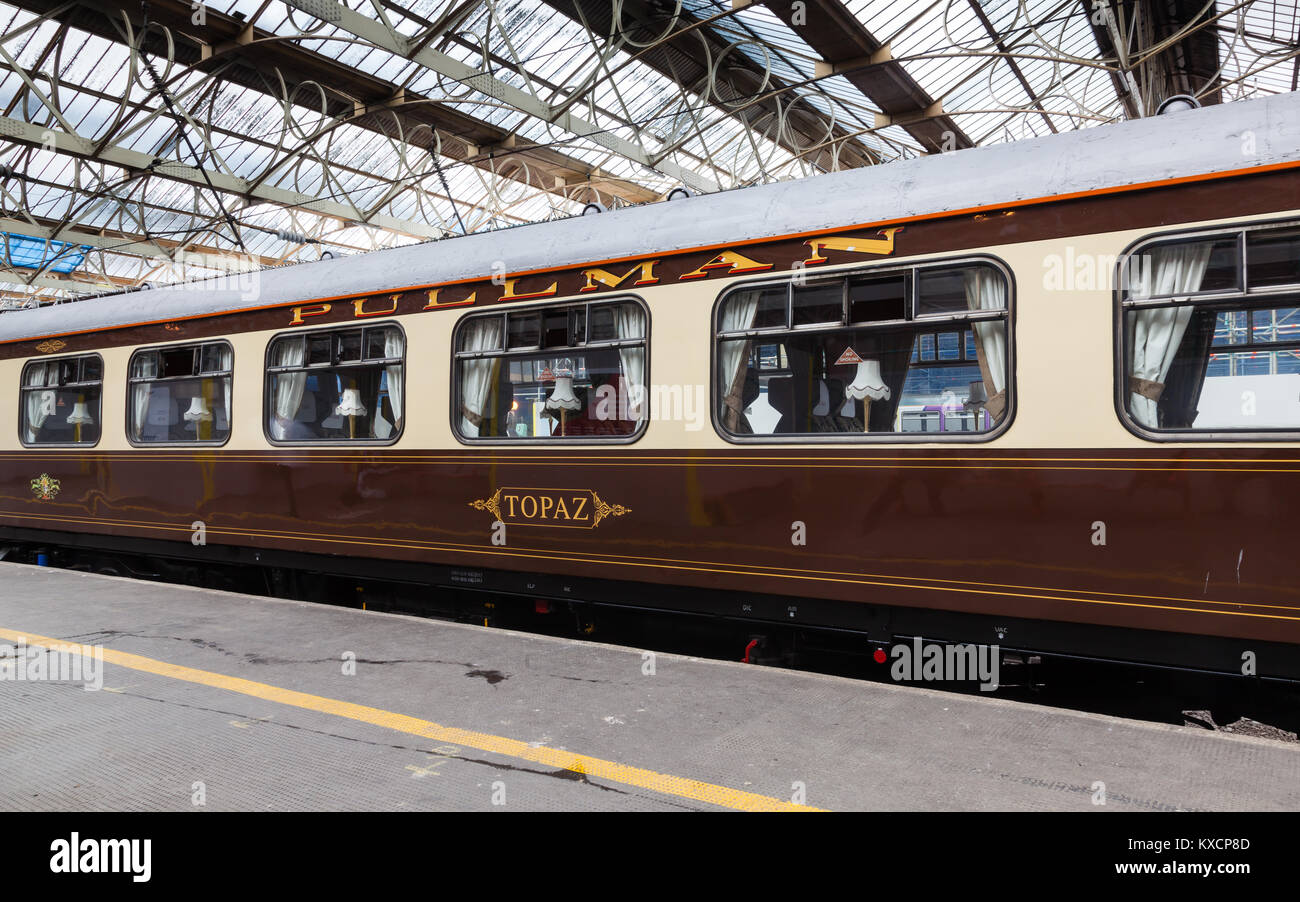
[454,299,647,441]
[1121,223,1300,434]
[129,343,232,444]
[266,325,404,443]
[21,355,103,445]
[716,262,1009,438]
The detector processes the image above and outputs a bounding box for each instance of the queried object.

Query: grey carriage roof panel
[3,89,1298,343]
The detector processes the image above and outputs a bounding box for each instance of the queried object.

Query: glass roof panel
[0,0,1293,305]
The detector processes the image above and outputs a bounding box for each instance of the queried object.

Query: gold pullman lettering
[287,231,900,324]
[424,289,477,309]
[500,278,558,301]
[290,303,332,325]
[678,249,773,281]
[580,260,660,292]
[353,295,400,317]
[803,227,903,265]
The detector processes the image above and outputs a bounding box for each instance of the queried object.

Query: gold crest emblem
[30,473,61,501]
[34,339,67,354]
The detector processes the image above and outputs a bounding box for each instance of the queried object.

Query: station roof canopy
[0,0,1295,308]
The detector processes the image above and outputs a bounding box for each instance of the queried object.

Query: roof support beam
[8,0,662,205]
[762,0,975,152]
[539,0,883,172]
[0,266,123,293]
[1142,0,1223,105]
[0,116,445,239]
[1081,0,1222,119]
[963,0,1057,134]
[280,0,718,193]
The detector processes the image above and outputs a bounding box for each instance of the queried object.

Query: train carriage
[2,90,1300,678]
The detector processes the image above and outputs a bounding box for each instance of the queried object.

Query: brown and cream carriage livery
[3,91,1300,678]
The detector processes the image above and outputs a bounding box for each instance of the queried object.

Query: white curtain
[131,354,156,440]
[218,345,234,429]
[614,305,646,420]
[131,385,151,440]
[460,318,504,437]
[23,365,53,442]
[271,339,307,440]
[718,290,761,431]
[964,268,1009,422]
[1126,242,1214,428]
[385,329,405,429]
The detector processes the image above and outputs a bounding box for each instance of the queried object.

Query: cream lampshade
[545,376,581,411]
[845,359,889,434]
[65,401,95,426]
[66,394,94,443]
[845,359,891,401]
[335,388,368,438]
[184,395,213,440]
[334,388,368,418]
[545,359,581,436]
[183,396,213,423]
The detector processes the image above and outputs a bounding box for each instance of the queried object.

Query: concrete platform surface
[0,562,1296,812]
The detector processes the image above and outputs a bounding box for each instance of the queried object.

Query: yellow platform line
[0,626,819,813]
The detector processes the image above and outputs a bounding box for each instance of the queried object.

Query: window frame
[711,254,1016,444]
[262,321,407,447]
[449,295,651,445]
[125,339,234,448]
[18,352,105,449]
[1114,217,1300,443]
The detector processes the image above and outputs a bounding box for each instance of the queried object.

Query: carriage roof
[3,89,1298,344]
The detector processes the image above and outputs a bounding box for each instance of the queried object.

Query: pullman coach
[3,91,1300,679]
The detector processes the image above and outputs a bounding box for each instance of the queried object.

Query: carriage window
[128,342,232,444]
[454,299,647,441]
[1121,223,1300,435]
[20,354,103,445]
[266,325,404,443]
[716,262,1009,438]
[1247,227,1300,288]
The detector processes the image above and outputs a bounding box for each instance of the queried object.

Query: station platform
[1,562,1296,812]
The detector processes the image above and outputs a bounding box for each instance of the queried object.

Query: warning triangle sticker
[834,347,863,366]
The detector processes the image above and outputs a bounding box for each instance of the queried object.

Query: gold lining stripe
[4,452,1300,471]
[4,460,1300,474]
[2,508,1298,621]
[0,627,816,812]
